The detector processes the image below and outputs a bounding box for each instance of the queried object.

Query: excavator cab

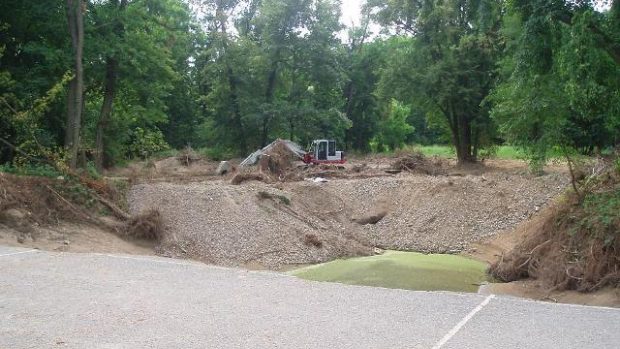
[303,139,345,164]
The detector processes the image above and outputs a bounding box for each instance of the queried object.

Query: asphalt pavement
[1,245,618,348]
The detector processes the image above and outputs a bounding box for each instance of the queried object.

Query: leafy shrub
[127,127,170,159]
[372,99,415,152]
[0,163,61,178]
[581,188,620,245]
[86,161,101,179]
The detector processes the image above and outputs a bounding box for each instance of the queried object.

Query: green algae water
[289,251,488,293]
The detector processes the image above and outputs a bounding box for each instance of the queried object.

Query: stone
[216,161,231,176]
[3,208,26,220]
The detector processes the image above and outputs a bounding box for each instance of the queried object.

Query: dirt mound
[129,181,372,268]
[0,173,89,225]
[0,173,165,253]
[490,169,620,292]
[258,141,299,176]
[129,168,568,269]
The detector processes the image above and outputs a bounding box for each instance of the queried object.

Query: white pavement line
[0,249,38,257]
[431,294,495,349]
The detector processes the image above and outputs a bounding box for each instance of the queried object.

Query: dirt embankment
[0,173,155,255]
[468,160,620,307]
[128,163,567,269]
[486,164,619,292]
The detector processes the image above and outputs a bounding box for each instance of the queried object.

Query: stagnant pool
[289,251,489,293]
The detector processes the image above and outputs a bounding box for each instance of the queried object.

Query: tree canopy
[0,0,617,169]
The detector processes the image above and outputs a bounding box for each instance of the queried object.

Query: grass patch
[151,148,180,160]
[411,144,525,160]
[290,251,488,293]
[494,146,525,160]
[413,145,456,158]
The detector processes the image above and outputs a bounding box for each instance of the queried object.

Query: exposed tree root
[490,169,620,292]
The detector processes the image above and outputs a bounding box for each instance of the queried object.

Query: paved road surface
[1,245,618,348]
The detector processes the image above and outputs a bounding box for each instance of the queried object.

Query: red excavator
[302,139,345,165]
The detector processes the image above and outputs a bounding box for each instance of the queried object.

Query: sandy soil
[0,222,154,255]
[479,281,620,308]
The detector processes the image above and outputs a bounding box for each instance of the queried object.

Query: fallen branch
[91,190,130,221]
[45,185,101,225]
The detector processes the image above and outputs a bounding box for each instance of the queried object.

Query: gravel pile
[326,173,568,253]
[128,182,371,268]
[128,170,568,268]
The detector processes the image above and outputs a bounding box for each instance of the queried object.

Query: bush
[0,163,61,178]
[372,99,415,152]
[127,127,170,159]
[86,161,101,179]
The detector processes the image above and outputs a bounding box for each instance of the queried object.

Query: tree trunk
[94,0,127,171]
[65,0,85,169]
[65,78,76,147]
[455,114,474,164]
[261,65,278,147]
[217,6,247,154]
[95,58,118,172]
[226,66,247,153]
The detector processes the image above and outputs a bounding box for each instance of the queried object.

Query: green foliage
[372,0,503,162]
[0,163,62,178]
[411,145,456,158]
[1,0,618,169]
[372,99,414,152]
[581,188,620,245]
[196,0,349,152]
[494,146,526,160]
[200,146,236,162]
[127,127,170,159]
[152,149,180,160]
[86,161,101,179]
[490,1,620,170]
[52,180,98,210]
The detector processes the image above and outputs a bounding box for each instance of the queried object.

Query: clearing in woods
[2,151,616,306]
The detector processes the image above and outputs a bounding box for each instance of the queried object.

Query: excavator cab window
[317,141,327,160]
[328,140,336,157]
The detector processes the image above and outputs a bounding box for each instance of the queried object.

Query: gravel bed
[128,171,568,268]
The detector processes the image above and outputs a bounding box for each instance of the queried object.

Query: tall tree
[65,0,85,169]
[371,0,502,163]
[94,0,127,171]
[490,0,620,169]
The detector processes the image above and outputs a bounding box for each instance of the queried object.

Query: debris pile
[123,209,164,241]
[240,139,305,167]
[176,146,201,167]
[390,152,446,176]
[257,140,300,178]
